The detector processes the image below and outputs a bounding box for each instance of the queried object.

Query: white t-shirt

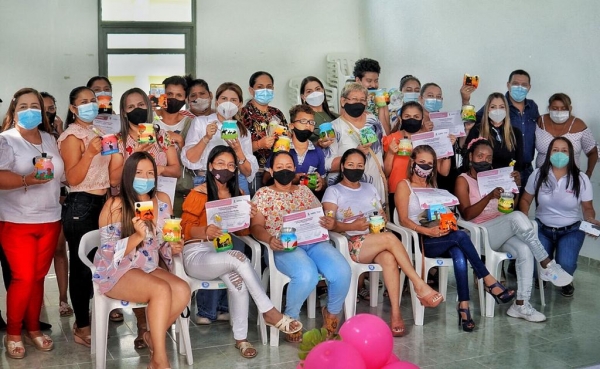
[525,168,593,227]
[322,182,382,236]
[156,116,188,134]
[0,129,65,223]
[180,114,258,182]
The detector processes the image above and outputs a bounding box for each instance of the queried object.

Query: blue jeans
[422,230,490,302]
[193,173,250,195]
[274,241,351,319]
[536,219,585,276]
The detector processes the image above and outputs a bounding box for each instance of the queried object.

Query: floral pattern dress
[92,200,173,294]
[240,101,287,168]
[118,129,172,166]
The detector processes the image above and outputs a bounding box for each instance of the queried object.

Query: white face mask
[305,91,325,107]
[549,110,570,124]
[190,97,211,112]
[488,109,507,124]
[217,101,239,120]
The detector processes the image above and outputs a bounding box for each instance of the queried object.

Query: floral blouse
[252,185,321,237]
[240,101,287,168]
[93,199,173,294]
[118,129,172,167]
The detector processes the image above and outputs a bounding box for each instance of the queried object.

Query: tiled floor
[1,261,600,369]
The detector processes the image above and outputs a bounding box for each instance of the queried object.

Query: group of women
[0,61,597,367]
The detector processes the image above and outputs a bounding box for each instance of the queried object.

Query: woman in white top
[535,93,597,177]
[182,82,258,195]
[0,88,65,358]
[520,137,598,297]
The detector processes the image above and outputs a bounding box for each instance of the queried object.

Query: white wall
[0,0,98,120]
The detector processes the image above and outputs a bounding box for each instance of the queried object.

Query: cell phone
[134,201,154,221]
[463,74,480,89]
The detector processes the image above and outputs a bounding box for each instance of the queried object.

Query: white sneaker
[539,260,573,287]
[507,301,546,322]
[194,316,212,325]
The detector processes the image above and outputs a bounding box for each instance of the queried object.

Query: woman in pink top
[455,138,572,322]
[94,152,189,369]
[58,86,123,347]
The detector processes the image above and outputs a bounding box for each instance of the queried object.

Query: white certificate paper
[157,176,177,206]
[411,129,455,158]
[477,167,519,196]
[429,111,466,137]
[413,188,459,209]
[206,195,251,232]
[93,114,121,134]
[282,208,329,246]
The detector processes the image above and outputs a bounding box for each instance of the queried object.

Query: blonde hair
[341,82,368,99]
[480,92,516,152]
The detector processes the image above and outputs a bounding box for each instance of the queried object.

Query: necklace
[18,129,45,155]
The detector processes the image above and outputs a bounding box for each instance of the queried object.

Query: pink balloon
[304,340,367,369]
[339,314,393,369]
[385,353,401,364]
[382,361,420,369]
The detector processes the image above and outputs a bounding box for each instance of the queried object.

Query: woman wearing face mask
[0,88,65,358]
[464,93,524,172]
[181,146,302,358]
[94,152,190,369]
[418,83,444,133]
[535,93,597,178]
[154,75,195,148]
[521,137,598,298]
[323,148,442,337]
[251,151,351,343]
[396,145,515,332]
[58,86,123,347]
[299,76,338,147]
[87,76,114,115]
[186,77,214,117]
[40,92,64,138]
[241,71,287,192]
[390,75,421,129]
[456,138,573,322]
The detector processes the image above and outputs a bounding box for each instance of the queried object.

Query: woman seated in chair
[251,150,351,342]
[322,148,443,337]
[181,145,302,359]
[94,152,190,369]
[455,138,573,322]
[396,144,515,332]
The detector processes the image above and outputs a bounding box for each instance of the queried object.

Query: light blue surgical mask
[510,86,528,103]
[16,108,42,130]
[133,177,155,195]
[550,152,569,169]
[423,98,443,112]
[254,89,274,105]
[76,102,99,123]
[403,92,419,103]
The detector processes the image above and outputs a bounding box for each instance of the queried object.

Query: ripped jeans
[183,242,274,340]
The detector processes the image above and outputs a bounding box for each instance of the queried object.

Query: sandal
[417,290,443,308]
[143,331,153,356]
[72,326,91,348]
[3,335,25,359]
[284,331,303,343]
[109,309,124,322]
[265,314,302,335]
[59,301,74,317]
[134,324,148,350]
[484,281,515,304]
[456,304,475,332]
[321,307,339,336]
[357,288,370,301]
[390,320,406,337]
[235,341,257,359]
[24,333,54,351]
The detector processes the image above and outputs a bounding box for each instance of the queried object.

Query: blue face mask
[133,177,155,195]
[16,108,42,130]
[423,98,443,112]
[510,86,528,103]
[403,92,419,103]
[76,102,99,123]
[253,89,274,105]
[550,152,569,169]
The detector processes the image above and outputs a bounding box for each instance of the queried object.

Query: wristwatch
[238,158,246,165]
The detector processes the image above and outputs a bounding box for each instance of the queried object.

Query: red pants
[0,221,61,335]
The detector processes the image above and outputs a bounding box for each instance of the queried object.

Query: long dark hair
[391,101,423,133]
[1,88,51,133]
[86,76,112,90]
[335,148,366,184]
[65,86,95,126]
[300,76,337,120]
[117,152,158,242]
[119,88,154,143]
[206,146,241,200]
[534,137,582,203]
[462,138,493,173]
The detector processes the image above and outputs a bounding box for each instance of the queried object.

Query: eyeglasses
[213,161,236,171]
[293,119,316,126]
[344,98,367,104]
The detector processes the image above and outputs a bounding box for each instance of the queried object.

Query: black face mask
[344,102,366,118]
[343,168,364,182]
[292,127,313,143]
[46,112,56,125]
[471,161,493,173]
[210,168,235,184]
[273,169,296,185]
[126,108,149,125]
[400,118,422,134]
[166,98,186,114]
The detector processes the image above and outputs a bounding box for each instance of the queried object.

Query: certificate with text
[411,129,455,158]
[429,111,466,137]
[413,188,459,209]
[283,208,329,246]
[477,167,519,196]
[93,114,121,134]
[206,195,251,232]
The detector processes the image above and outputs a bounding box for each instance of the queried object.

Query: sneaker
[194,316,212,325]
[507,301,547,322]
[561,283,575,297]
[539,260,573,287]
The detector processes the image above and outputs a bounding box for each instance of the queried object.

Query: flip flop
[265,315,302,334]
[235,341,257,359]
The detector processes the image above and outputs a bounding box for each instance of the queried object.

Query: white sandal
[25,333,54,351]
[4,335,25,359]
[265,315,302,334]
[235,341,257,359]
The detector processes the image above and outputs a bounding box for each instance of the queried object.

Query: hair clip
[467,137,489,150]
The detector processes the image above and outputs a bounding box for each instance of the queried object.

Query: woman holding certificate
[181,146,302,359]
[251,150,351,342]
[322,148,443,337]
[396,144,515,332]
[455,138,572,322]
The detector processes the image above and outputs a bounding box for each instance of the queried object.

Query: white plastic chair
[288,77,303,107]
[326,53,358,106]
[458,219,546,317]
[79,230,192,369]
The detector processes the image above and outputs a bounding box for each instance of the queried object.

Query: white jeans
[183,242,274,340]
